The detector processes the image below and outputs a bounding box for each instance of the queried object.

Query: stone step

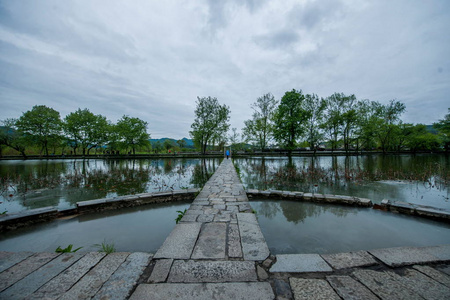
[129,282,275,300]
[154,223,202,259]
[237,213,270,261]
[167,260,257,283]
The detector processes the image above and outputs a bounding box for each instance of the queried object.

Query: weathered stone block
[168,260,257,283]
[289,278,340,300]
[270,254,332,273]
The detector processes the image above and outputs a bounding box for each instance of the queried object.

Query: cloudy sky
[0,0,449,139]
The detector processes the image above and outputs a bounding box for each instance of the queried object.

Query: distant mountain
[149,137,194,148]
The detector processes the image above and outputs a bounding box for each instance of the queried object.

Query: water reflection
[251,200,450,254]
[0,158,221,213]
[236,154,450,208]
[257,198,354,224]
[0,201,191,253]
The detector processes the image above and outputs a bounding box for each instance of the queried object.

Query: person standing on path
[226,149,230,159]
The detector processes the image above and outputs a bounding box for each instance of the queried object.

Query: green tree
[116,116,150,155]
[434,108,450,151]
[0,118,27,157]
[242,93,278,151]
[64,108,109,155]
[164,139,175,152]
[272,89,308,154]
[16,105,62,156]
[177,139,187,149]
[405,124,440,152]
[304,93,326,152]
[371,99,406,153]
[323,93,344,151]
[190,96,230,154]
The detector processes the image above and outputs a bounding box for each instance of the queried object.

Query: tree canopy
[190,96,230,154]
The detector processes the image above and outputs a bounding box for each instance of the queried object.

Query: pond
[251,200,450,254]
[0,158,220,213]
[235,154,450,209]
[0,201,191,253]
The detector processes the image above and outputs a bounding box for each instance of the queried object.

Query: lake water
[0,158,220,213]
[251,200,450,254]
[234,154,450,209]
[0,201,191,253]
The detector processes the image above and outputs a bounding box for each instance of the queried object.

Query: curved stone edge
[0,189,200,233]
[246,189,372,207]
[246,189,450,223]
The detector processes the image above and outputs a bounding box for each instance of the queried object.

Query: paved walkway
[1,158,450,299]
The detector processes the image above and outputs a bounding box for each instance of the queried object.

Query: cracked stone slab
[192,223,227,259]
[369,246,443,267]
[289,278,340,300]
[413,265,450,287]
[59,252,130,300]
[270,254,332,273]
[148,259,173,283]
[0,253,82,299]
[327,275,378,300]
[0,252,59,292]
[93,252,152,300]
[130,282,274,300]
[352,269,423,300]
[388,268,450,300]
[31,252,106,300]
[197,214,214,223]
[228,223,243,258]
[0,251,33,273]
[321,251,377,269]
[237,213,270,261]
[154,223,202,259]
[167,260,257,283]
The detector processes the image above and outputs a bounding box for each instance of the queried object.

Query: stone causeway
[1,158,450,299]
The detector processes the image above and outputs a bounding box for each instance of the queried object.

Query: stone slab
[237,213,270,261]
[352,269,423,300]
[369,246,443,267]
[192,223,227,259]
[0,251,33,273]
[0,253,82,299]
[321,251,377,269]
[413,265,450,288]
[154,222,202,259]
[197,214,214,223]
[31,252,106,299]
[425,244,450,261]
[93,252,152,300]
[148,259,173,283]
[389,268,450,300]
[129,282,275,300]
[228,223,243,258]
[168,260,256,283]
[0,252,59,292]
[327,275,378,300]
[59,252,129,300]
[270,254,332,273]
[289,278,340,300]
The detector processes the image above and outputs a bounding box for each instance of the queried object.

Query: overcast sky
[0,0,449,139]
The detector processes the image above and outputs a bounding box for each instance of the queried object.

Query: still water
[0,201,190,253]
[235,154,450,209]
[251,200,450,254]
[0,158,220,213]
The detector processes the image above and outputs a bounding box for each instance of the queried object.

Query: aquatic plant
[95,240,116,254]
[55,244,83,253]
[175,209,187,224]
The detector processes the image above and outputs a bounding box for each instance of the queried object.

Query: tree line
[190,91,450,154]
[0,105,150,157]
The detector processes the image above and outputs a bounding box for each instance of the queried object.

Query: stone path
[1,158,450,299]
